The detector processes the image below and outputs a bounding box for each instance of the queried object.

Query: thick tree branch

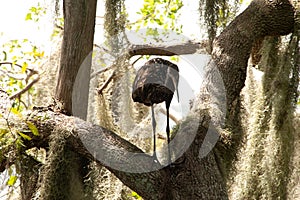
[212,0,294,122]
[22,107,226,199]
[26,109,166,198]
[127,41,208,56]
[55,0,97,117]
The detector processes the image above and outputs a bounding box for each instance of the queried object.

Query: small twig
[55,24,64,30]
[90,66,113,78]
[93,44,101,49]
[157,133,166,140]
[9,75,40,100]
[0,69,26,80]
[158,108,179,124]
[0,62,23,68]
[127,13,152,26]
[131,56,143,66]
[19,98,29,109]
[0,62,38,73]
[93,44,115,56]
[97,71,115,94]
[166,0,172,10]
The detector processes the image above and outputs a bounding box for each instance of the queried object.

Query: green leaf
[21,62,28,73]
[170,56,179,62]
[7,175,17,186]
[16,138,26,149]
[11,108,23,119]
[169,13,175,19]
[25,13,32,21]
[18,131,32,141]
[0,128,8,137]
[30,7,35,12]
[130,191,142,199]
[27,121,39,136]
[2,51,7,60]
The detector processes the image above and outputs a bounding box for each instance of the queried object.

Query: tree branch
[22,106,226,199]
[0,62,38,75]
[27,109,169,199]
[9,75,40,100]
[97,71,115,94]
[127,41,208,56]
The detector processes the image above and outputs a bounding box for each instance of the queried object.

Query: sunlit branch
[128,41,208,56]
[9,75,40,100]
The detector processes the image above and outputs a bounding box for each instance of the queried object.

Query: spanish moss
[199,0,240,53]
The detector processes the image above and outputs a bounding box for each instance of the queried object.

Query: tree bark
[55,0,97,117]
[210,0,295,174]
[25,108,228,199]
[212,0,294,126]
[127,41,208,56]
[39,0,97,199]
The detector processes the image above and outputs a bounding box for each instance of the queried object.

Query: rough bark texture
[24,109,228,199]
[20,155,40,200]
[39,1,97,200]
[213,0,294,127]
[55,0,97,117]
[211,0,295,174]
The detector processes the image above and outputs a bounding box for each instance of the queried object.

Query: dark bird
[132,58,179,164]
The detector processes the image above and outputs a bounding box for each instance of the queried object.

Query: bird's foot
[152,153,159,163]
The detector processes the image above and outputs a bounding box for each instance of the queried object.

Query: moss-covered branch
[21,107,226,199]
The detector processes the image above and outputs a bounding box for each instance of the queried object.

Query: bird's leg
[176,88,179,103]
[151,105,158,163]
[165,101,172,165]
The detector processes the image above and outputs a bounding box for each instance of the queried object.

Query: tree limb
[26,109,169,199]
[9,75,40,100]
[22,107,226,199]
[97,71,115,94]
[128,41,208,56]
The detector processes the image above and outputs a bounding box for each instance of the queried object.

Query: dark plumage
[132,58,179,164]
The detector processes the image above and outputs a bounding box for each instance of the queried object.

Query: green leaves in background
[130,0,184,41]
[25,3,46,22]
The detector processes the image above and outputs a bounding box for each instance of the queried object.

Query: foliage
[0,39,43,110]
[128,0,184,42]
[199,0,241,52]
[0,2,48,195]
[25,3,46,22]
[52,17,64,37]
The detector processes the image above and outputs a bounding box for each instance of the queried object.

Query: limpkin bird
[132,58,179,164]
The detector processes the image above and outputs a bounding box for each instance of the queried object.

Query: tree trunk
[213,0,294,126]
[38,0,97,199]
[211,0,294,174]
[55,0,97,118]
